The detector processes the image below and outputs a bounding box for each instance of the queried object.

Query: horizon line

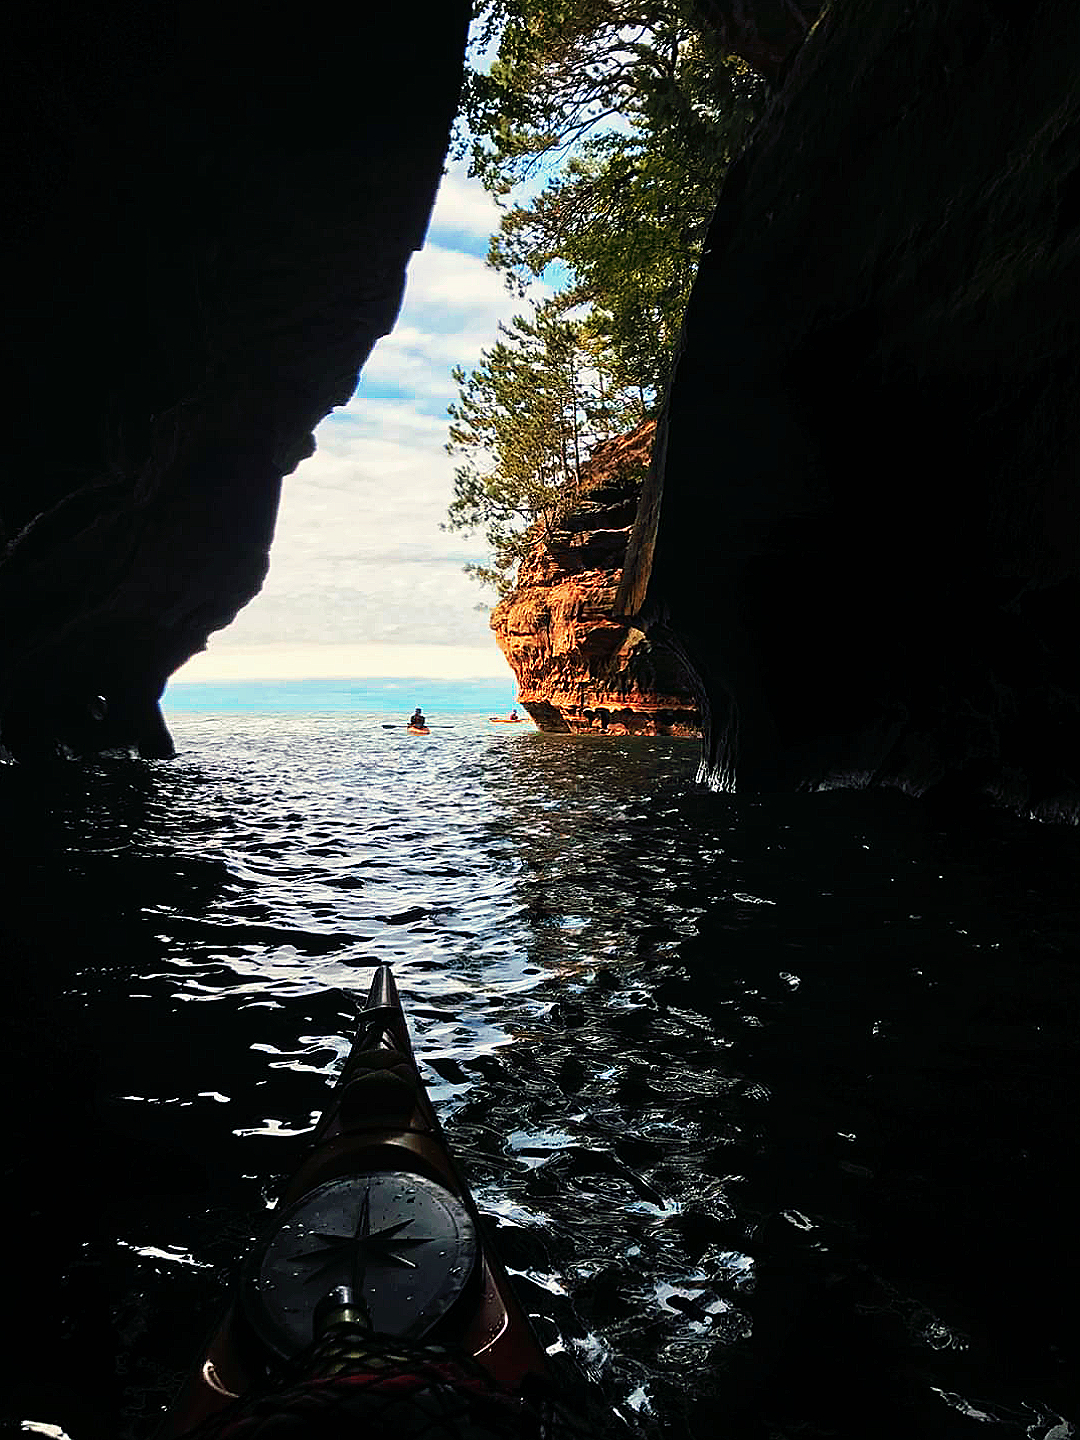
[165,674,516,687]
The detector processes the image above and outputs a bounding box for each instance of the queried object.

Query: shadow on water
[0,761,346,1437]
[469,736,1080,1438]
[1,727,1077,1440]
[2,762,236,1435]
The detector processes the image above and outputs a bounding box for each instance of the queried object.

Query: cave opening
[2,6,1079,1440]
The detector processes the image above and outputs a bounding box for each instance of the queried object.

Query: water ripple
[3,713,1078,1438]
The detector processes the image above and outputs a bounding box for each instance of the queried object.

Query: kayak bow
[161,965,552,1434]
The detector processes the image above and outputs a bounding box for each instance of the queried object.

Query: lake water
[1,700,1077,1439]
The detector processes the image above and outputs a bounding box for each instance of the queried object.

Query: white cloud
[427,162,507,246]
[353,242,550,410]
[189,393,498,663]
[173,642,513,683]
[403,243,510,310]
[189,170,544,684]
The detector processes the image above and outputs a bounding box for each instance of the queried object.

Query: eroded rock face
[492,424,700,736]
[0,4,469,759]
[693,0,820,84]
[621,0,1080,817]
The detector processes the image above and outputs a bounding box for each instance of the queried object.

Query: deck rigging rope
[175,1326,590,1440]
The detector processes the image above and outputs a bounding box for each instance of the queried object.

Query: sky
[172,162,545,685]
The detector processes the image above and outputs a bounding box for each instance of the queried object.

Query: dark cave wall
[621,0,1080,816]
[6,1,1078,806]
[692,0,820,85]
[1,3,470,758]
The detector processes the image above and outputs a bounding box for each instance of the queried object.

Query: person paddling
[409,707,426,728]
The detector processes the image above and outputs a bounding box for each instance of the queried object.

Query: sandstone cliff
[491,423,699,736]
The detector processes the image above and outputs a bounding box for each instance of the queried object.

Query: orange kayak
[160,965,552,1434]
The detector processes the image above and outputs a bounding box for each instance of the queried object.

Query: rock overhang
[1,3,471,759]
[620,0,1080,817]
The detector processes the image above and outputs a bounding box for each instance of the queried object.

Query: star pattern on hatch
[288,1184,435,1283]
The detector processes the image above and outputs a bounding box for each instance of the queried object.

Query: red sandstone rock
[491,422,700,737]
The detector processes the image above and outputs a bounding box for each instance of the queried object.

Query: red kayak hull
[160,966,550,1434]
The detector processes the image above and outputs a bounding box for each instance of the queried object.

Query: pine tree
[444,302,642,592]
[446,0,764,587]
[459,1,763,393]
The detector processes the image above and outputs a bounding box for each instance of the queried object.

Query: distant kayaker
[409,706,426,728]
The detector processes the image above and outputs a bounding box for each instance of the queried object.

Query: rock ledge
[492,423,699,736]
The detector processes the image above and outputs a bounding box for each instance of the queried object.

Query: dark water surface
[2,713,1077,1439]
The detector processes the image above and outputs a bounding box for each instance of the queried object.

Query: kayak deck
[160,966,551,1434]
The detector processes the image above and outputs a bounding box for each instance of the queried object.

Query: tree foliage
[459,2,758,188]
[446,0,764,587]
[445,302,643,592]
[459,0,762,388]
